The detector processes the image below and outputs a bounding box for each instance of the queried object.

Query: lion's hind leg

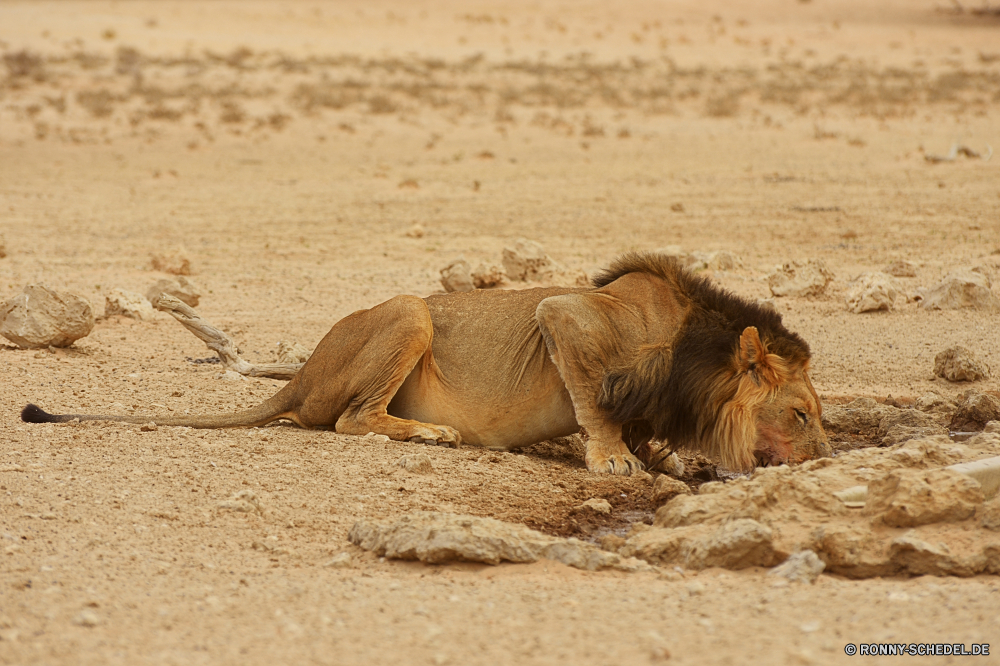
[295,295,460,447]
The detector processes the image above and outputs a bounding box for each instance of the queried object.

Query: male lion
[22,252,830,475]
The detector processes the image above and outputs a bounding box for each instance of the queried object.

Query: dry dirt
[2,1,1000,664]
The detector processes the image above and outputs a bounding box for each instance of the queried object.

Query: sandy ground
[2,1,1000,664]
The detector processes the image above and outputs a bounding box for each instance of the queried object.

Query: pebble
[72,610,100,627]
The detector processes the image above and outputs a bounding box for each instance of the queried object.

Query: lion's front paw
[408,425,461,449]
[586,451,645,476]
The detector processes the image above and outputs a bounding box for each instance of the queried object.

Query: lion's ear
[738,326,770,385]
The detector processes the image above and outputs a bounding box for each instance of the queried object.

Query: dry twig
[150,293,305,379]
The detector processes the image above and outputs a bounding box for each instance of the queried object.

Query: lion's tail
[21,389,299,429]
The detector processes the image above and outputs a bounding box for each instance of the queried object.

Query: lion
[21,252,830,475]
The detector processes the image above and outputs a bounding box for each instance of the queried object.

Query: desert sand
[1,1,999,664]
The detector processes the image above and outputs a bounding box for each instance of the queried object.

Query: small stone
[652,475,692,506]
[767,259,834,298]
[633,470,653,483]
[471,263,505,289]
[220,370,246,381]
[397,453,434,474]
[575,498,612,515]
[706,250,741,271]
[440,259,475,293]
[104,288,155,320]
[324,552,353,568]
[139,423,157,432]
[884,261,917,278]
[650,645,672,661]
[502,239,557,282]
[844,272,901,313]
[72,610,100,627]
[150,252,191,275]
[919,270,998,310]
[0,285,94,348]
[405,223,425,238]
[768,550,825,584]
[683,519,777,569]
[951,392,1000,431]
[217,490,262,514]
[821,397,889,435]
[276,341,311,364]
[146,276,201,307]
[914,392,957,414]
[934,346,989,382]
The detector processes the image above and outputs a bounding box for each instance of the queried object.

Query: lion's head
[595,253,830,473]
[714,326,830,471]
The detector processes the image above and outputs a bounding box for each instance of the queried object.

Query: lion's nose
[818,431,833,458]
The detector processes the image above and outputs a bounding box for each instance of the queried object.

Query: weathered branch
[151,293,305,380]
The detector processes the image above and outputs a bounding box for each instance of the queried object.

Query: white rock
[933,346,989,382]
[146,276,201,307]
[768,259,834,297]
[276,341,311,364]
[0,284,94,348]
[217,490,261,514]
[652,475,692,505]
[689,250,742,271]
[622,519,777,570]
[919,270,998,310]
[324,552,354,568]
[683,519,776,569]
[471,263,505,289]
[884,261,917,278]
[503,239,558,282]
[348,511,649,571]
[769,550,825,583]
[439,259,475,293]
[104,288,155,321]
[72,610,100,627]
[844,272,901,313]
[397,453,434,474]
[707,250,742,271]
[575,498,612,515]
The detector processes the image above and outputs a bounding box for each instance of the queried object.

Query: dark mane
[595,252,811,455]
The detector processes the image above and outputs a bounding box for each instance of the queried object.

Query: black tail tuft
[21,404,59,424]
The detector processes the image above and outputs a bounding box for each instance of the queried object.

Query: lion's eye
[794,409,808,424]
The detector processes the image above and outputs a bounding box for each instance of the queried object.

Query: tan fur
[24,255,830,475]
